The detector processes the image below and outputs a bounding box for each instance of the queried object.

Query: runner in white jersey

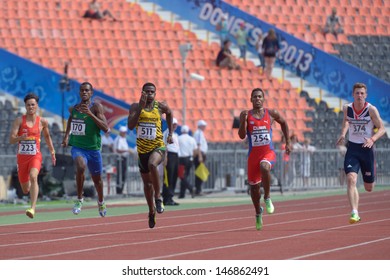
[336,83,385,224]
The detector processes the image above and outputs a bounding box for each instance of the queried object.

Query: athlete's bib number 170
[71,122,86,136]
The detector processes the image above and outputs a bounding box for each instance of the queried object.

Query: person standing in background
[280,135,290,188]
[101,130,114,152]
[262,28,280,78]
[62,82,109,217]
[178,125,197,199]
[235,22,248,63]
[193,120,208,196]
[9,93,56,219]
[162,118,180,206]
[336,82,385,224]
[216,14,229,46]
[286,134,302,189]
[255,34,265,71]
[113,126,131,195]
[301,138,316,188]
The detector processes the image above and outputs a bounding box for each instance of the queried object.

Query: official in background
[193,120,208,196]
[178,125,197,198]
[113,126,131,195]
[162,118,180,205]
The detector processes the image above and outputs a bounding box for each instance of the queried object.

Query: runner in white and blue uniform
[336,83,385,224]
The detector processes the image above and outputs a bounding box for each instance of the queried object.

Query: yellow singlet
[136,101,165,154]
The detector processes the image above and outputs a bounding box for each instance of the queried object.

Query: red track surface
[1,191,389,260]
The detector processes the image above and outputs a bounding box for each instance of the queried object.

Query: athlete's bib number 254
[251,133,270,146]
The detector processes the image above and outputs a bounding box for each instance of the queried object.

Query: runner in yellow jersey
[128,82,174,228]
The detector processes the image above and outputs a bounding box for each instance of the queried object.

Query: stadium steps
[0,0,313,143]
[131,0,314,142]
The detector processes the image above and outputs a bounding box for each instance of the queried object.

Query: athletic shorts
[344,141,375,183]
[247,149,276,185]
[138,147,166,174]
[17,154,42,184]
[71,146,103,176]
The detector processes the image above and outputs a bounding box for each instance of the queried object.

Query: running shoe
[98,201,107,217]
[155,198,165,214]
[256,207,264,230]
[148,212,156,228]
[72,199,83,215]
[26,208,35,219]
[349,213,361,224]
[265,198,275,214]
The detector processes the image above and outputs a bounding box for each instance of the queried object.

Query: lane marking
[7,211,390,260]
[289,236,390,260]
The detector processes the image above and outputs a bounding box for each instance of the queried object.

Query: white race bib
[71,119,86,136]
[18,140,37,155]
[251,132,271,147]
[137,123,157,140]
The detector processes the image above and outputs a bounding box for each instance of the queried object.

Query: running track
[0,190,389,260]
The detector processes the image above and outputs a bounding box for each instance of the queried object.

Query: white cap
[173,118,178,125]
[197,120,207,127]
[181,125,189,133]
[222,14,228,20]
[119,126,128,133]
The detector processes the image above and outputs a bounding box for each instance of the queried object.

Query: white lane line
[0,194,380,238]
[289,236,390,260]
[0,199,356,247]
[9,213,390,260]
[147,218,390,260]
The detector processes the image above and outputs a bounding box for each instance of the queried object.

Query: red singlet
[17,115,42,183]
[246,109,276,185]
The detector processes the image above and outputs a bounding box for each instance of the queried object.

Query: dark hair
[24,92,39,103]
[80,82,93,91]
[142,82,156,91]
[251,88,265,98]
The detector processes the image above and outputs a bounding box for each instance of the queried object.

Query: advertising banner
[0,48,136,147]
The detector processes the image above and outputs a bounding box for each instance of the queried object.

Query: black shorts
[138,148,166,174]
[344,141,375,183]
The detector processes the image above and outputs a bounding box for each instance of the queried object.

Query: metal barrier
[2,149,389,197]
[101,148,390,196]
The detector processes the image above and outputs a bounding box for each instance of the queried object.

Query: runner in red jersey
[9,93,56,219]
[238,88,291,230]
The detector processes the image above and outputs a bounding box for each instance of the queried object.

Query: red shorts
[247,149,276,185]
[17,154,42,184]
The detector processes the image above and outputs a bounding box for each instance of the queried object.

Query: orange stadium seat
[0,0,323,143]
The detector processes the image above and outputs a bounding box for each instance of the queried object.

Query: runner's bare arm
[269,109,291,154]
[238,110,248,139]
[9,117,25,144]
[128,103,142,130]
[159,101,174,144]
[336,105,349,146]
